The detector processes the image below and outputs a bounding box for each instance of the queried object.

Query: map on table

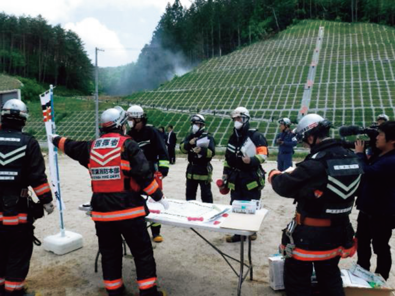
[147,199,230,223]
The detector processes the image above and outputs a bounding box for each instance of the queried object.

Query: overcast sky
[2,0,192,67]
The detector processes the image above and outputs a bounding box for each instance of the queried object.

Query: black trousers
[0,224,34,296]
[95,218,159,296]
[150,223,161,238]
[284,257,344,296]
[167,146,176,164]
[186,179,213,203]
[356,211,394,280]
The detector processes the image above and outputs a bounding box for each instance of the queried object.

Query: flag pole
[49,84,65,237]
[41,86,83,255]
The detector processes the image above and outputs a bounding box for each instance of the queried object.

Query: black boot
[226,235,246,243]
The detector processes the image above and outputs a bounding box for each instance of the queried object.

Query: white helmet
[100,106,127,131]
[127,105,145,119]
[1,99,29,123]
[295,114,330,142]
[278,117,291,127]
[190,114,205,125]
[231,107,250,121]
[377,114,389,122]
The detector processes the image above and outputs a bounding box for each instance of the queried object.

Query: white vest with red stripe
[89,133,129,193]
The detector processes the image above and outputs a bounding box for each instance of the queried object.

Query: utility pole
[271,7,280,32]
[95,47,104,138]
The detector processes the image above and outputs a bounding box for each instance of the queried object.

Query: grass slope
[25,20,395,146]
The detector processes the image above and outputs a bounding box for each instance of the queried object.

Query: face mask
[128,121,134,128]
[192,124,200,134]
[234,121,243,130]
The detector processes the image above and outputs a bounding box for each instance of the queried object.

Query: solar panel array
[26,20,395,146]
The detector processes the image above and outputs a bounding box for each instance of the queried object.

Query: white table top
[146,199,269,236]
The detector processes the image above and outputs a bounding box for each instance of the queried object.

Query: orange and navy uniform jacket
[53,131,163,222]
[271,139,359,261]
[0,126,53,226]
[223,124,268,192]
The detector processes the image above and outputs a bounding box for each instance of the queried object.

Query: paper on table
[220,208,268,232]
[241,137,256,157]
[196,137,210,148]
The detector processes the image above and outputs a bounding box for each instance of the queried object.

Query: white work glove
[283,166,295,174]
[48,134,59,143]
[158,196,170,210]
[43,202,55,215]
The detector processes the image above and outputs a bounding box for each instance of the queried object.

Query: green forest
[0,13,93,96]
[1,0,395,97]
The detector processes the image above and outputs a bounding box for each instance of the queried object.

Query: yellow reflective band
[254,154,266,164]
[246,181,259,190]
[187,173,210,181]
[159,160,169,168]
[180,143,188,153]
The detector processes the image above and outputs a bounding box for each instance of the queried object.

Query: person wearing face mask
[223,107,268,243]
[180,114,215,203]
[126,105,169,243]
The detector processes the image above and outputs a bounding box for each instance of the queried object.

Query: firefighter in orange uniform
[0,99,54,296]
[51,106,167,296]
[269,114,362,296]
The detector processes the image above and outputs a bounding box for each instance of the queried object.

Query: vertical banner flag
[40,86,65,236]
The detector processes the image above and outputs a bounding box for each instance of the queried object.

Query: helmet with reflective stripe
[190,114,205,125]
[376,114,389,122]
[1,99,29,122]
[278,117,291,127]
[100,106,127,131]
[231,107,250,127]
[295,113,331,142]
[127,105,145,119]
[231,107,250,119]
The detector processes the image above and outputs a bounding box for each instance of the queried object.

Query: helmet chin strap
[311,135,318,147]
[304,134,319,148]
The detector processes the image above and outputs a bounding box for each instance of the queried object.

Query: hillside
[25,20,395,146]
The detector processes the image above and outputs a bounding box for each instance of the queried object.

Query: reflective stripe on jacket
[91,207,146,222]
[33,183,51,197]
[280,238,357,261]
[0,212,28,225]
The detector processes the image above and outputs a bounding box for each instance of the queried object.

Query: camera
[338,124,379,150]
